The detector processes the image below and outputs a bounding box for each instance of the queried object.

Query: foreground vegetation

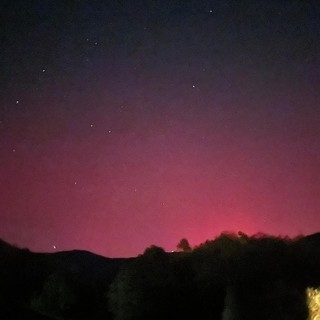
[1,232,320,319]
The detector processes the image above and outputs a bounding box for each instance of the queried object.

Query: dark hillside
[0,240,129,319]
[1,233,320,319]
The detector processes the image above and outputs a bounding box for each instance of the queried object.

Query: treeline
[1,233,320,319]
[108,232,320,320]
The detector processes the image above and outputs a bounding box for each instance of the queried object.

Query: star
[15,100,20,104]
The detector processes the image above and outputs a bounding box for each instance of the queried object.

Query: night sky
[1,1,320,257]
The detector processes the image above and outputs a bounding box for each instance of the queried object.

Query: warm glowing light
[307,288,320,320]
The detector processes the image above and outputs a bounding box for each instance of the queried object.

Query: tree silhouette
[108,246,178,320]
[177,238,192,252]
[31,272,77,319]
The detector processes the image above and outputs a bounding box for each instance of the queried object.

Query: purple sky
[1,1,320,257]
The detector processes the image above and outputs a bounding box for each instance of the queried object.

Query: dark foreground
[1,232,320,320]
